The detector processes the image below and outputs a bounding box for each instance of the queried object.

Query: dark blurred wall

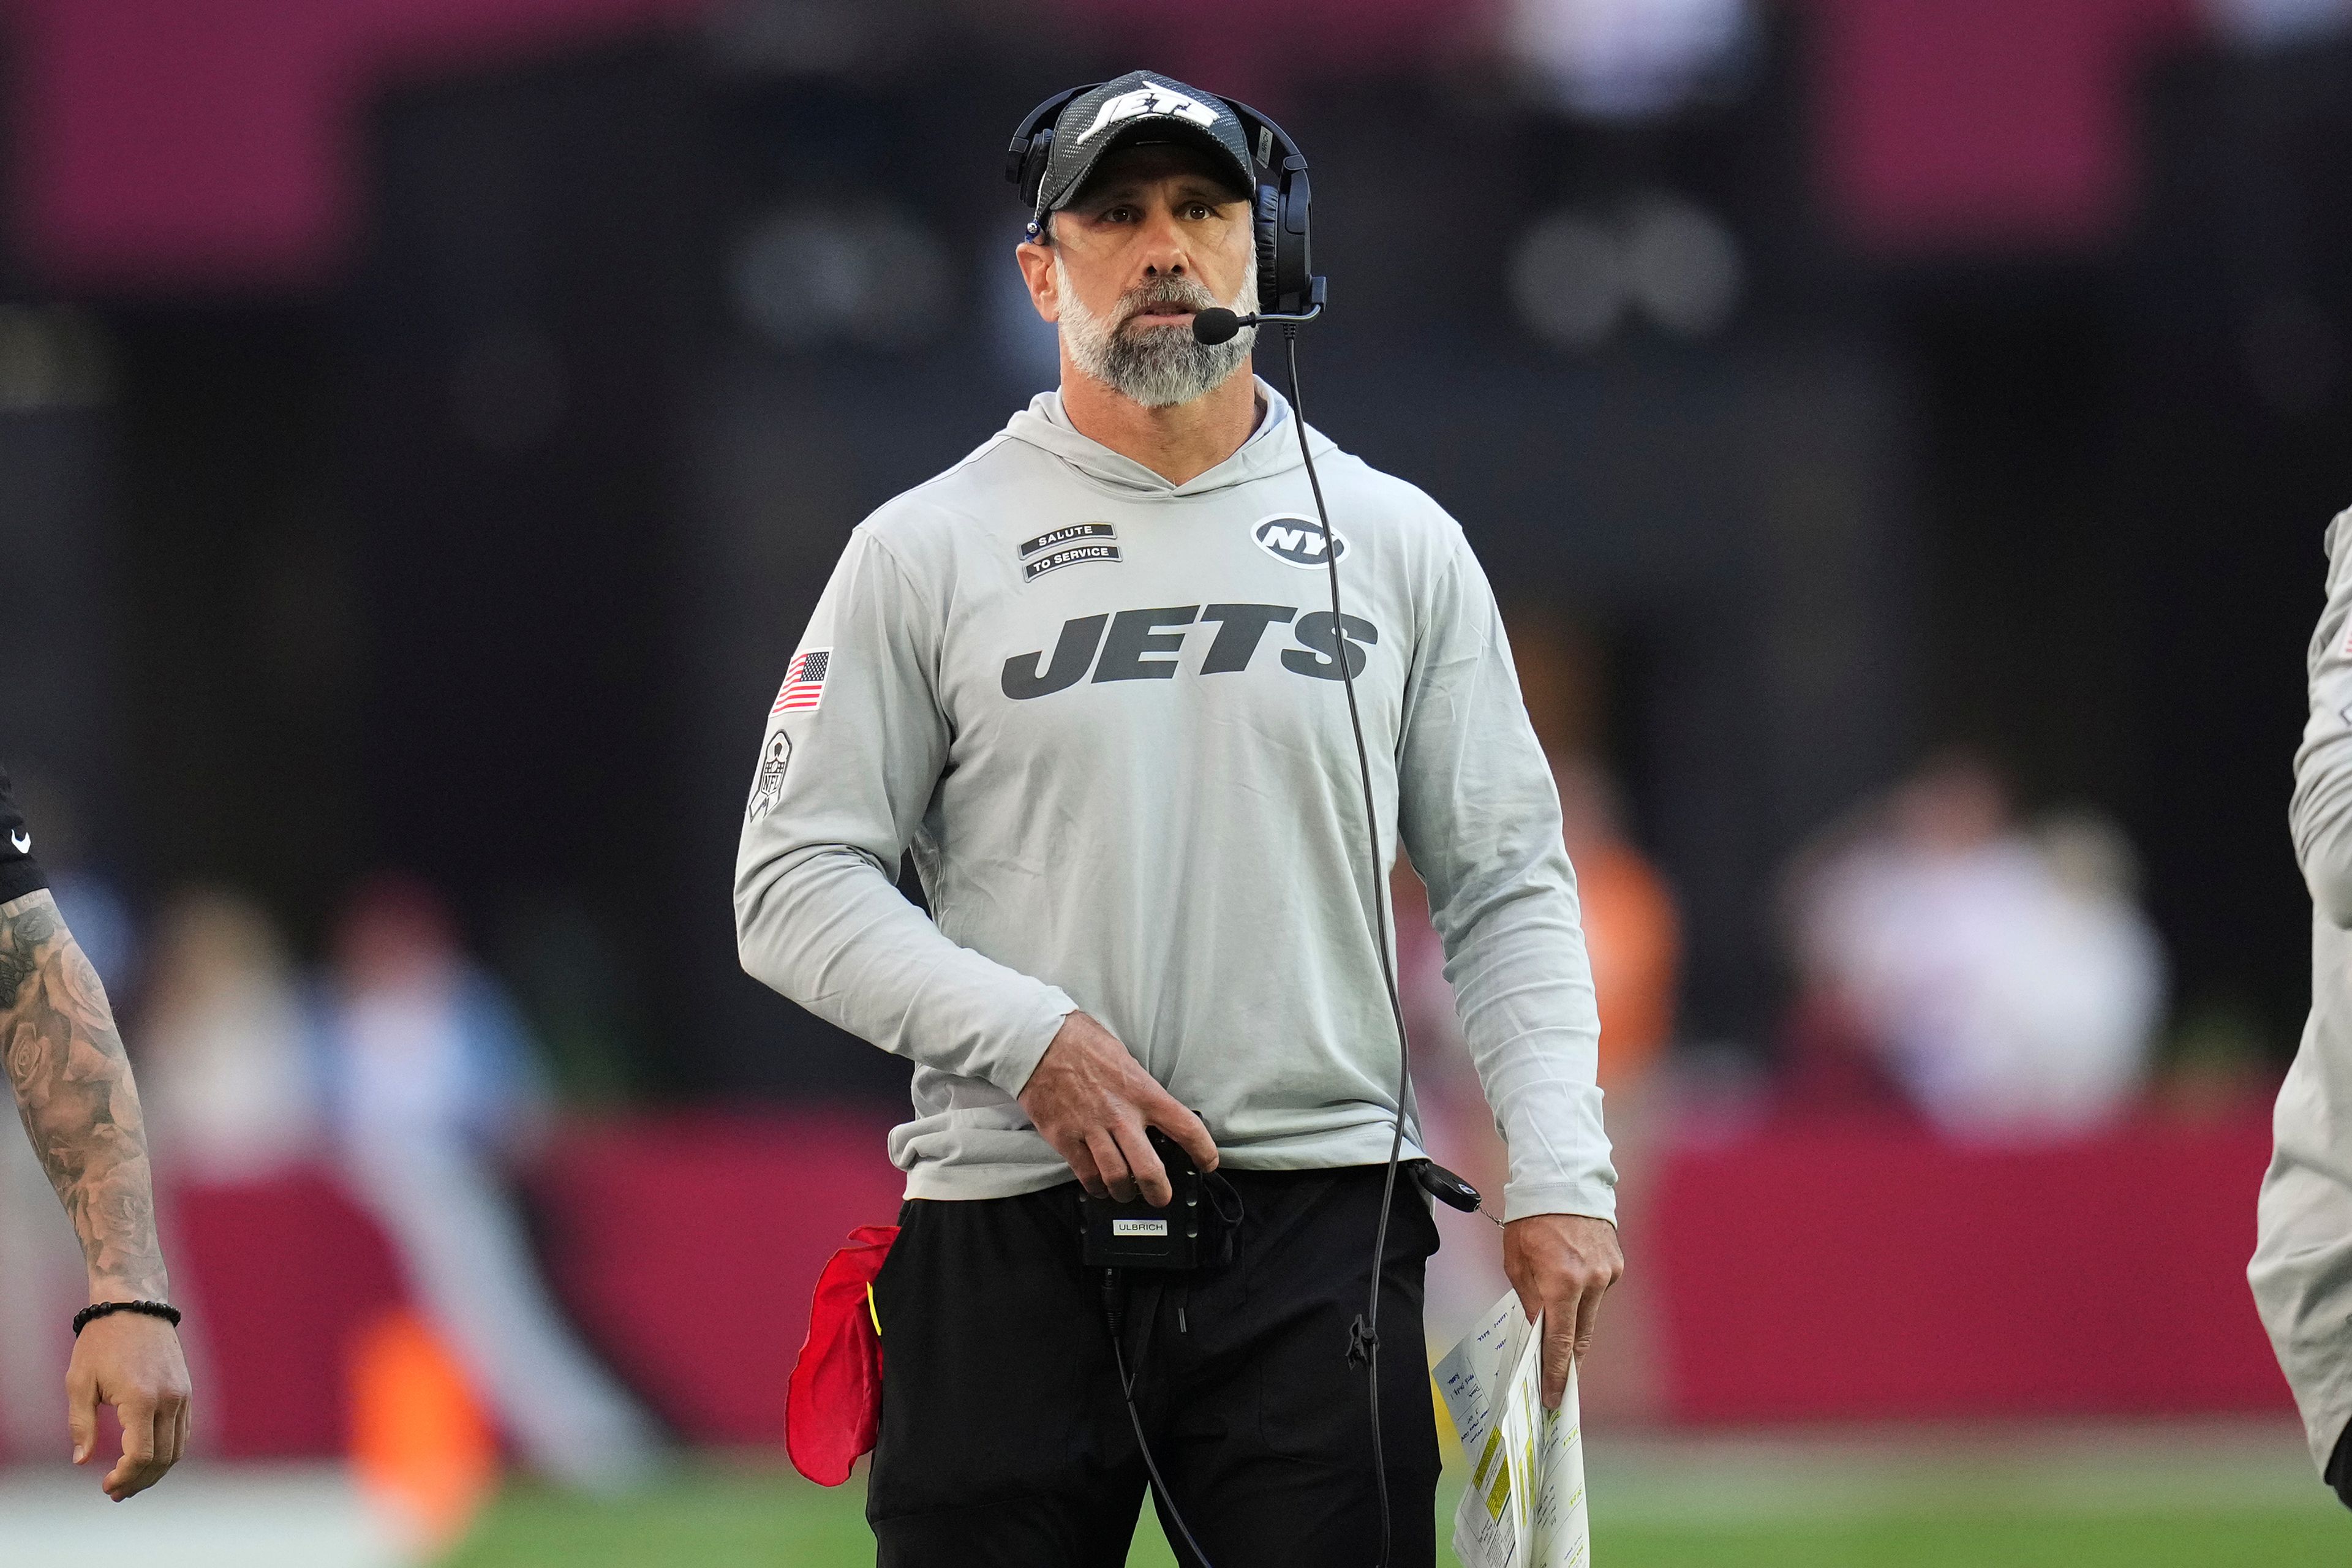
[102,312,356,928]
[0,363,121,872]
[2122,39,2352,1047]
[342,45,708,1081]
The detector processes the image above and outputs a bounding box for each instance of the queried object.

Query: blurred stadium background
[4,0,2352,1561]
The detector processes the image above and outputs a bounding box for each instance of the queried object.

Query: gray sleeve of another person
[2294,508,2352,927]
[2253,505,2352,1488]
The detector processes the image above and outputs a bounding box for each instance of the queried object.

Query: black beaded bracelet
[72,1300,181,1337]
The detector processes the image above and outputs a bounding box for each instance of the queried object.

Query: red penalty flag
[785,1224,898,1485]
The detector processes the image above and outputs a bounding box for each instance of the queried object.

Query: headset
[1004,83,1327,322]
[1006,85,1439,1568]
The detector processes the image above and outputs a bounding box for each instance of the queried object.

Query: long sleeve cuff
[1496,1077,1617,1224]
[989,986,1078,1098]
[1499,1177,1619,1226]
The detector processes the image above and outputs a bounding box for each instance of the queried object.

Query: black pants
[865,1165,1443,1567]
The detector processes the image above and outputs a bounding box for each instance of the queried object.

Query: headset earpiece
[1226,102,1324,320]
[1013,127,1055,213]
[1006,86,1091,231]
[1254,185,1282,312]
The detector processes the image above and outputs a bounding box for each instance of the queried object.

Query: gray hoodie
[733,377,1615,1223]
[2253,505,2352,1477]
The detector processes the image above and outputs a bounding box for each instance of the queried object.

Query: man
[0,765,191,1498]
[736,70,1619,1566]
[2252,503,2352,1509]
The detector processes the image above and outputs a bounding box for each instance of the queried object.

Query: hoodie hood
[1001,375,1341,499]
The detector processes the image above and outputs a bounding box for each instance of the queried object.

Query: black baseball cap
[1030,70,1257,228]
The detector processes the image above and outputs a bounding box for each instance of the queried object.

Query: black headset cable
[1283,324,1415,1568]
[1102,1269,1219,1567]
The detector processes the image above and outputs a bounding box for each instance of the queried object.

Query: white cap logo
[1075,80,1218,144]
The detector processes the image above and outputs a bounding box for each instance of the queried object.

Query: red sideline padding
[785,1225,897,1484]
[525,1110,906,1444]
[148,1107,903,1457]
[140,1102,2294,1457]
[1648,1107,2294,1422]
[168,1170,406,1457]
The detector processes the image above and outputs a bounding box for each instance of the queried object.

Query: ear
[1015,237,1060,324]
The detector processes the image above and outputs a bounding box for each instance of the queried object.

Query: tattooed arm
[1,889,190,1498]
[1,891,166,1294]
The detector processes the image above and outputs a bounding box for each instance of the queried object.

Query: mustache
[1116,276,1221,328]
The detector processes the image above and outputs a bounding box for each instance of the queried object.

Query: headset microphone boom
[1188,304,1320,343]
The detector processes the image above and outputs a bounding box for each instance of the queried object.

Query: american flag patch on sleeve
[771,647,832,715]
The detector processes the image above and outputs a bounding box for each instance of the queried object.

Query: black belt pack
[1080,1128,1243,1272]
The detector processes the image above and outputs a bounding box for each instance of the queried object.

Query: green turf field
[440,1422,2350,1567]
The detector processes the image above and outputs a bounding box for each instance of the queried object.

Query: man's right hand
[1017,1011,1216,1207]
[67,1312,192,1501]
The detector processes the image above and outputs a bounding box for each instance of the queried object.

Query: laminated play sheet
[1433,1290,1591,1568]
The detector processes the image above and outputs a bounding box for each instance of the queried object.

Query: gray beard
[1055,254,1258,409]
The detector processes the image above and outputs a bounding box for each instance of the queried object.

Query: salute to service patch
[1020,522,1121,581]
[748,731,791,822]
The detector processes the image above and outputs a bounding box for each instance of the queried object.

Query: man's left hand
[1502,1213,1623,1411]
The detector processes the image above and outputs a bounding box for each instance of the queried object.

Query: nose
[1135,207,1190,282]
